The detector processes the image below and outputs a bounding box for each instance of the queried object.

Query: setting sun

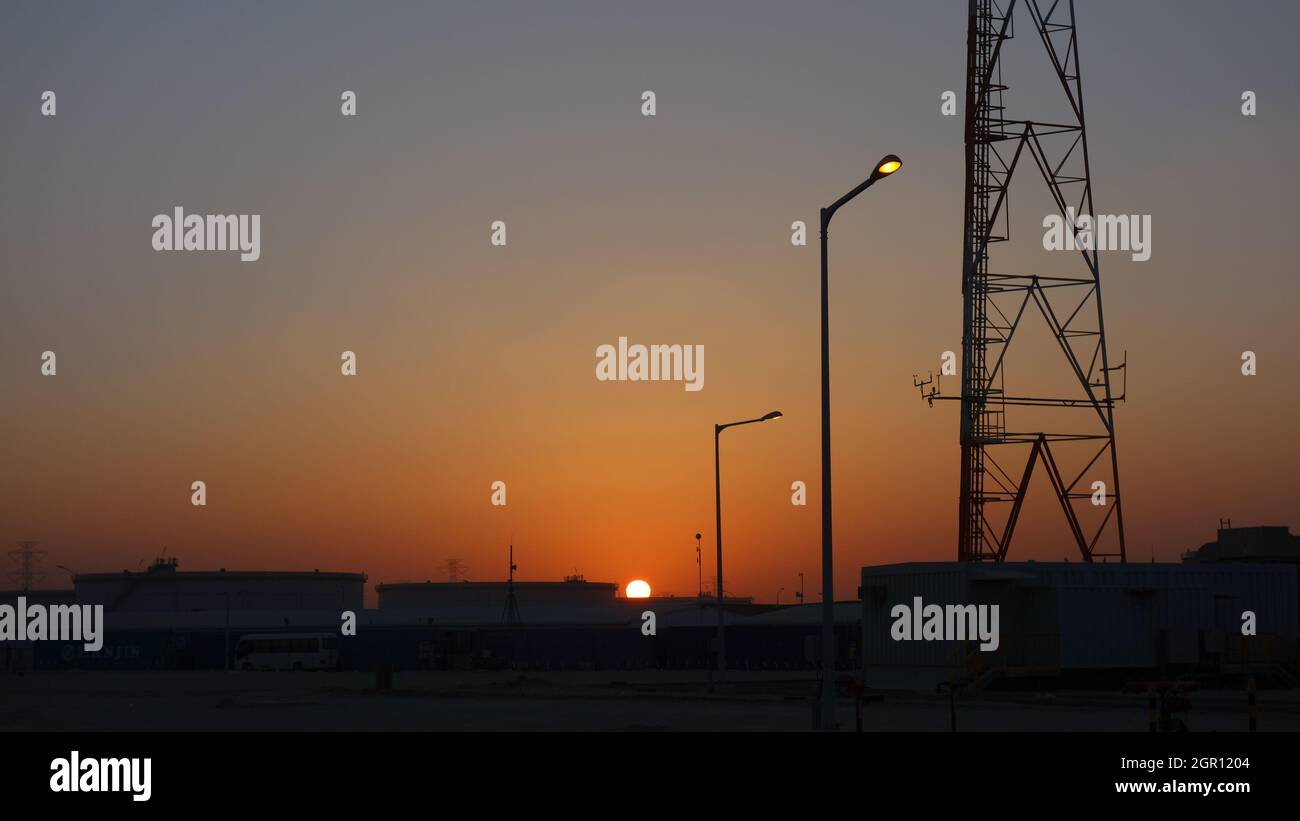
[625,579,652,599]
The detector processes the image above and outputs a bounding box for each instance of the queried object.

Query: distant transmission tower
[922,0,1126,563]
[8,541,48,591]
[444,558,465,582]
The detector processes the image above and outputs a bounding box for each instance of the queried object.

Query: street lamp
[817,153,902,729]
[714,409,782,685]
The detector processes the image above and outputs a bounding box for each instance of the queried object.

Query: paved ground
[2,670,1296,731]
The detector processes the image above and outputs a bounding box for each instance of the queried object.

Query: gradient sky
[2,1,1298,603]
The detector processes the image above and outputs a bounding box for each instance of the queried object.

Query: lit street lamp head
[825,152,902,222]
[872,154,902,180]
[717,410,784,433]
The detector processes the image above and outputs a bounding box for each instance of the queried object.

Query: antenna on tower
[8,541,48,592]
[913,372,939,407]
[502,544,521,625]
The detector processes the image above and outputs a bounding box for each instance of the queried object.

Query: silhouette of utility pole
[796,572,805,605]
[694,532,702,600]
[502,544,521,625]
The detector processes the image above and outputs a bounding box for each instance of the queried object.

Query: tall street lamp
[818,154,902,729]
[714,409,783,685]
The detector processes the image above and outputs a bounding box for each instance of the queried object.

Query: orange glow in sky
[1,3,1297,608]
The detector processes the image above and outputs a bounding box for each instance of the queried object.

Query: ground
[1,670,1293,732]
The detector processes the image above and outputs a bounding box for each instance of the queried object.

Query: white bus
[235,633,339,671]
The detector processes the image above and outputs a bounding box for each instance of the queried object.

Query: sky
[2,1,1298,603]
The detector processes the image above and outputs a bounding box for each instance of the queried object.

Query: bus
[235,633,339,671]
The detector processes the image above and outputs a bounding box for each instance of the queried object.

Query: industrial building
[860,560,1298,686]
[377,578,618,611]
[376,580,760,623]
[9,527,1300,682]
[1183,525,1300,564]
[73,557,365,613]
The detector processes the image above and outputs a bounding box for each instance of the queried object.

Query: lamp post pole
[713,410,783,685]
[818,206,836,727]
[714,428,724,679]
[817,154,902,729]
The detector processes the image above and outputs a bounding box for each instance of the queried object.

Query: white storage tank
[74,559,365,613]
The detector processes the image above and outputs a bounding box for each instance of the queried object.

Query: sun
[625,579,652,599]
